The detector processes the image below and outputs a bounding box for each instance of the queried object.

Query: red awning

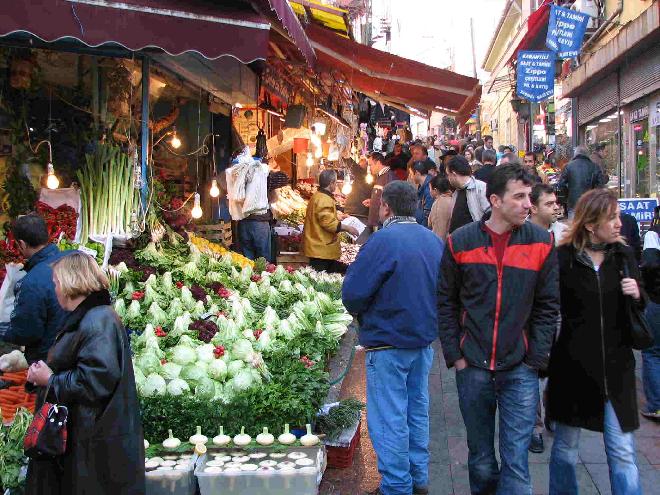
[305,24,481,122]
[509,0,552,64]
[256,0,316,66]
[0,0,272,63]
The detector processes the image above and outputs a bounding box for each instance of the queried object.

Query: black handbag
[618,255,654,350]
[24,382,68,458]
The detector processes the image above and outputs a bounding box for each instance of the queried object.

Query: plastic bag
[0,263,26,323]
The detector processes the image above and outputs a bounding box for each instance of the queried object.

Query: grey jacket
[450,176,490,223]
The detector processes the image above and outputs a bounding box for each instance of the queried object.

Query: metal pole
[140,57,150,211]
[470,18,481,139]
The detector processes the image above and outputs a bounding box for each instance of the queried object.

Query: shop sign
[546,5,590,58]
[517,51,555,103]
[649,98,660,128]
[630,105,649,123]
[618,198,659,223]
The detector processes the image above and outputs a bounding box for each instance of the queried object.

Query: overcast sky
[370,0,507,81]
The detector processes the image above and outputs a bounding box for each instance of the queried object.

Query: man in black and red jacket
[438,164,559,495]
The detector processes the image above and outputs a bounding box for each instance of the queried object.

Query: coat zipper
[490,266,503,370]
[595,270,609,398]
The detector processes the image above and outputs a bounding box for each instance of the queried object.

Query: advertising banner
[516,51,555,103]
[546,5,590,58]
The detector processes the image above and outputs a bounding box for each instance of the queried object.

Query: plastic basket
[326,421,361,469]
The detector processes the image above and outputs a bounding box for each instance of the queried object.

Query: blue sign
[516,51,555,103]
[618,198,659,223]
[546,5,590,58]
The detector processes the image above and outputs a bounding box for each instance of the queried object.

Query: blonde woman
[26,252,145,495]
[547,189,643,495]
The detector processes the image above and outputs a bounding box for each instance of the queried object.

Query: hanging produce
[76,144,139,242]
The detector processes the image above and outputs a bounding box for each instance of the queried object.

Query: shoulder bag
[618,254,654,350]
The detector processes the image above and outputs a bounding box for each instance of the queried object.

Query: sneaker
[529,432,545,453]
[641,410,660,420]
[413,486,429,494]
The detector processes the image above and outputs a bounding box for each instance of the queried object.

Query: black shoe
[529,432,544,453]
[413,486,429,494]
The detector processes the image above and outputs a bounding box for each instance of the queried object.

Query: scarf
[383,216,417,228]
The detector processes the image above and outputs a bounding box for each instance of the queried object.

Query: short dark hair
[412,144,428,156]
[503,146,513,153]
[12,214,49,248]
[318,169,337,189]
[447,155,472,176]
[482,149,497,164]
[530,183,556,206]
[594,142,607,152]
[430,175,451,194]
[483,135,493,142]
[381,181,417,217]
[501,151,520,165]
[412,161,428,175]
[370,152,385,164]
[524,152,535,160]
[486,164,534,204]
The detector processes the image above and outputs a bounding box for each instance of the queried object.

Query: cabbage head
[161,362,182,380]
[227,360,244,377]
[166,378,190,396]
[135,351,161,375]
[208,359,227,381]
[181,364,207,385]
[141,373,166,397]
[170,344,197,366]
[195,377,215,399]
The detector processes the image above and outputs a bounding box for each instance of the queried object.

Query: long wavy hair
[560,188,625,251]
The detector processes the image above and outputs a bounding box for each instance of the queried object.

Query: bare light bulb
[209,179,220,198]
[341,181,352,195]
[306,152,314,168]
[314,147,323,159]
[170,131,182,149]
[365,166,374,184]
[191,193,203,219]
[46,163,59,189]
[314,122,326,136]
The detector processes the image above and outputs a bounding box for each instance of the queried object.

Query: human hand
[454,358,468,371]
[362,199,371,207]
[344,226,360,238]
[27,360,53,387]
[621,278,640,300]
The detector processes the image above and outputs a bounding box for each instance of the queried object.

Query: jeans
[642,301,660,413]
[237,220,272,262]
[456,363,539,495]
[534,377,548,435]
[550,401,641,495]
[366,346,434,495]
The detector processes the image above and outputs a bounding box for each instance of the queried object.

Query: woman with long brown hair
[547,189,644,495]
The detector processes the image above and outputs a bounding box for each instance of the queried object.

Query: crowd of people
[342,133,659,495]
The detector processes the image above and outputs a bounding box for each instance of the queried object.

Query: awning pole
[141,56,150,212]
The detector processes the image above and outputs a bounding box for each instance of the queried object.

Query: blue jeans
[550,401,641,495]
[366,346,434,495]
[456,363,539,495]
[642,301,660,413]
[237,220,272,262]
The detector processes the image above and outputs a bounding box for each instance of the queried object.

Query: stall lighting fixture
[191,192,203,219]
[306,152,314,168]
[313,121,327,136]
[46,162,59,189]
[259,96,283,118]
[341,174,352,195]
[599,118,611,123]
[170,130,182,149]
[607,113,618,119]
[209,179,220,198]
[365,166,374,184]
[234,103,244,109]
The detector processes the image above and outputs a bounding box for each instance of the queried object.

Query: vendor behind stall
[342,156,372,243]
[303,170,359,274]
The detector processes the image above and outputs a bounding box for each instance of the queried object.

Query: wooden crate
[276,252,309,268]
[195,222,232,247]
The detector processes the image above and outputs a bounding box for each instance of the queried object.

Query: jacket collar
[25,244,59,272]
[318,188,335,200]
[57,290,111,336]
[383,216,417,228]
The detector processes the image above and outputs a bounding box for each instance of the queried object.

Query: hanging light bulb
[46,162,59,189]
[209,179,220,198]
[313,121,327,136]
[306,152,314,168]
[170,128,182,149]
[341,174,353,195]
[365,166,374,184]
[191,192,203,219]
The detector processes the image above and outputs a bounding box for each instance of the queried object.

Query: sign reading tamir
[618,198,659,223]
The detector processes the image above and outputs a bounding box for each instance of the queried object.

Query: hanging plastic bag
[0,263,26,323]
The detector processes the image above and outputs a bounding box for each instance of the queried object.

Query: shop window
[633,120,650,197]
[584,111,620,193]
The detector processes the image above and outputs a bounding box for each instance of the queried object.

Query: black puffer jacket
[438,219,559,371]
[26,290,145,495]
[547,244,643,432]
[558,154,607,209]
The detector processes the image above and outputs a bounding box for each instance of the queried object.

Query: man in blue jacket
[2,214,69,364]
[412,161,434,227]
[343,181,444,495]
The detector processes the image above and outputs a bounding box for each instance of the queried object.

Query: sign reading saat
[618,198,659,223]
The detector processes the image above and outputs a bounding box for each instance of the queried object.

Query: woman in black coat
[26,252,145,495]
[547,189,644,495]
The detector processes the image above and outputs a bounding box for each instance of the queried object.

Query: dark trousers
[237,220,272,262]
[308,258,347,274]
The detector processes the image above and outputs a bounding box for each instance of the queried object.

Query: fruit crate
[195,223,232,247]
[325,421,361,469]
[276,252,308,269]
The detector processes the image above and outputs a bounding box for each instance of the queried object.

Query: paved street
[427,342,660,494]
